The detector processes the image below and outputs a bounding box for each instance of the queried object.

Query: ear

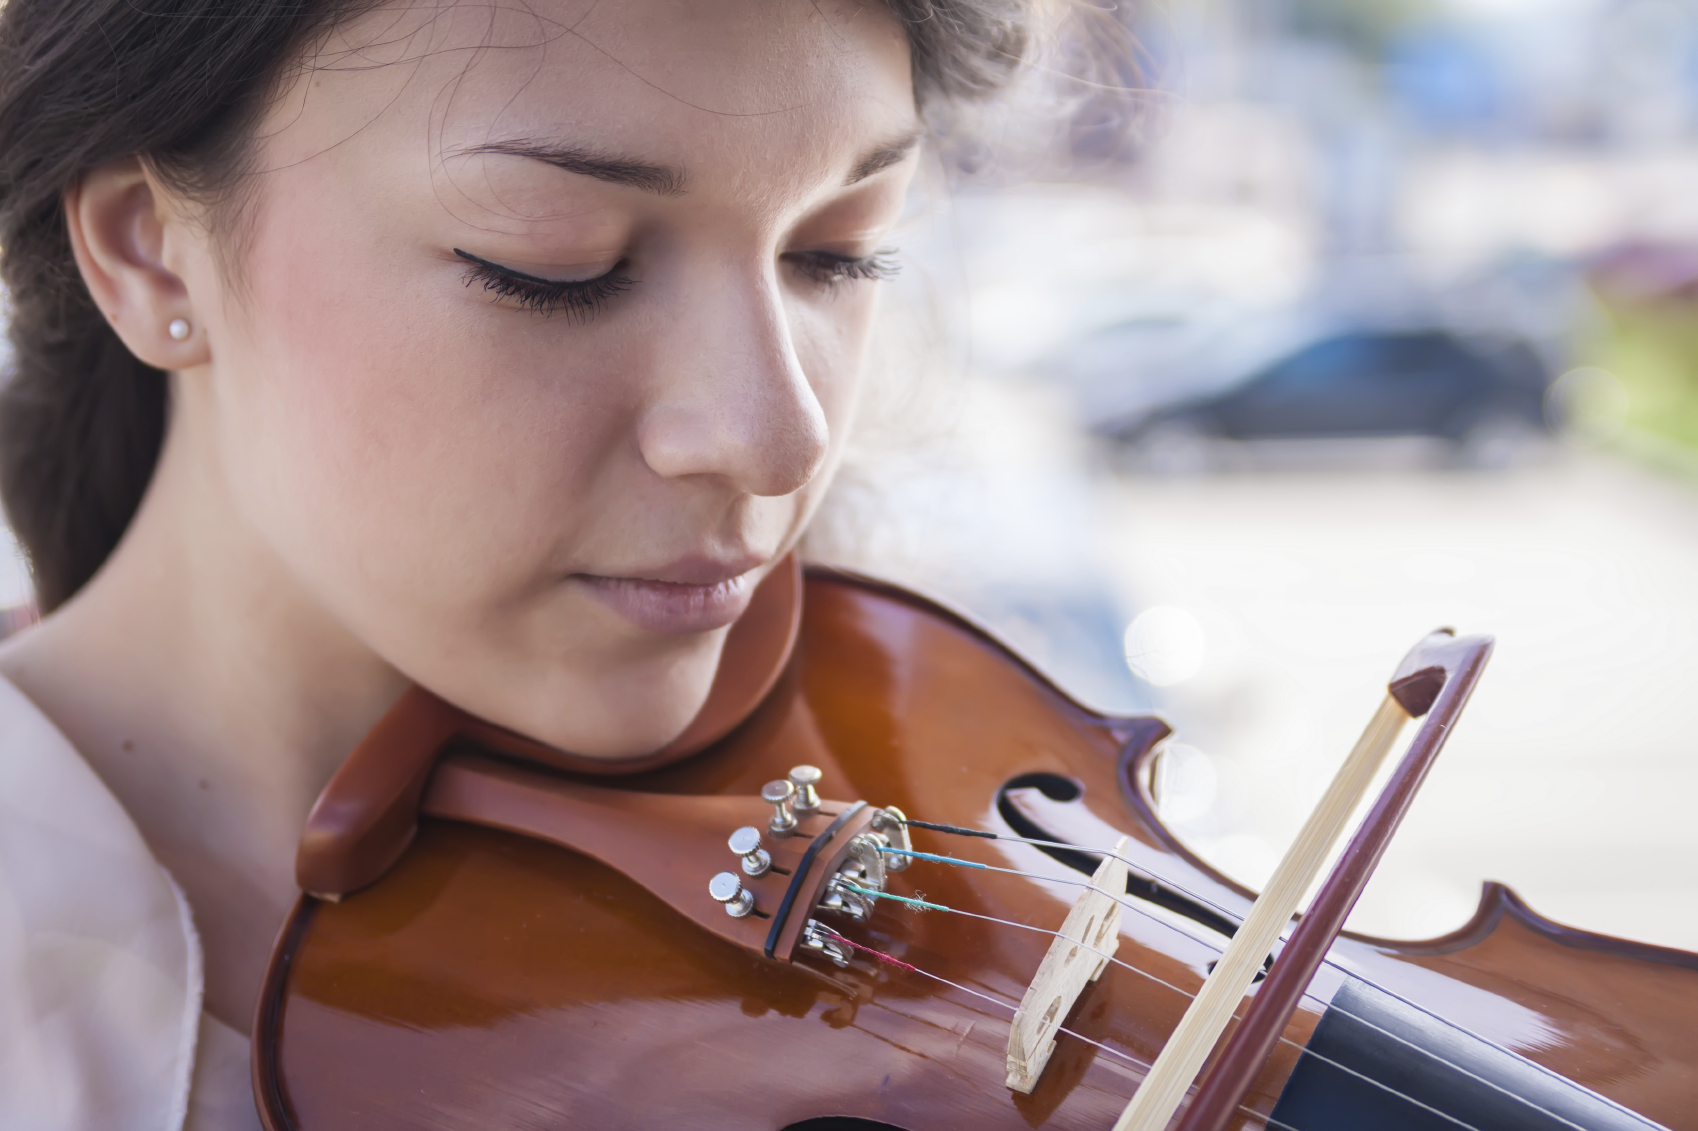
[65,158,210,371]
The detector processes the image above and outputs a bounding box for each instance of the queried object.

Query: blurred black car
[1107,330,1554,471]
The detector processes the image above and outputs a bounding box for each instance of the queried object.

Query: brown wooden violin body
[254,570,1698,1129]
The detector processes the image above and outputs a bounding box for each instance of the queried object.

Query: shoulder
[0,673,202,1131]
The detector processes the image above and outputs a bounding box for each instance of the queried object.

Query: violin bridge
[1005,835,1131,1094]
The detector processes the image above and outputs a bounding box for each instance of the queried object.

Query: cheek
[791,288,878,452]
[221,213,627,615]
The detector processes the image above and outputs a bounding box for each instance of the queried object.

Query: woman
[0,0,1041,1125]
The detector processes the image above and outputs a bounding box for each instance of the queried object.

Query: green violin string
[839,879,1198,1004]
[850,886,952,913]
[881,836,1596,1131]
[869,850,1298,1008]
[810,923,1304,1131]
[836,880,1483,1131]
[873,832,1588,1131]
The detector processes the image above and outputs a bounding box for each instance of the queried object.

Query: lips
[576,559,763,635]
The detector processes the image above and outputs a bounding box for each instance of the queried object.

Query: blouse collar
[0,675,200,1131]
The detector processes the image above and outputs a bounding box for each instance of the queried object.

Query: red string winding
[821,929,920,974]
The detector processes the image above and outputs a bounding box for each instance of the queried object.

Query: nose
[636,269,829,498]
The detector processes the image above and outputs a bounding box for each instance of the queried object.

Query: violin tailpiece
[1005,835,1131,1094]
[417,753,908,968]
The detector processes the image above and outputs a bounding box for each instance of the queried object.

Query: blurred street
[806,0,1698,956]
[811,370,1698,955]
[1103,448,1698,953]
[5,0,1697,961]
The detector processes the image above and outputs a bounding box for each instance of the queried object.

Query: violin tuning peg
[761,779,798,837]
[709,871,754,918]
[728,826,771,876]
[787,765,822,813]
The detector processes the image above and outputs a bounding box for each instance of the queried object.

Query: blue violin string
[873,848,1331,1009]
[888,834,1626,1131]
[838,877,1485,1131]
[878,834,1613,1131]
[842,878,1208,1005]
[864,834,1608,1131]
[811,918,1302,1131]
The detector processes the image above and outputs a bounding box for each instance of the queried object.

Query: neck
[0,383,407,1026]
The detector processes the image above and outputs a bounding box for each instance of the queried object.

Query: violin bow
[1111,627,1493,1131]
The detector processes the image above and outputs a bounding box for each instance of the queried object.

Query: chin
[479,645,721,761]
[540,707,700,762]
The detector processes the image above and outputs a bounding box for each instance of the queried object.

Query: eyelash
[789,250,901,288]
[454,245,899,319]
[454,248,634,320]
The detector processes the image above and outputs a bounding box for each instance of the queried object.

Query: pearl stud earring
[167,318,191,341]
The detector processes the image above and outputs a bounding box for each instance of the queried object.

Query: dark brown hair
[0,0,1031,612]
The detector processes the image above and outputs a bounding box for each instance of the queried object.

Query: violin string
[893,828,1321,975]
[1289,1002,1597,1131]
[813,926,1299,1131]
[838,881,1485,1131]
[900,839,1613,1131]
[902,824,1263,936]
[1319,993,1659,1131]
[873,848,1328,1012]
[899,823,1455,1024]
[842,880,1204,1004]
[890,822,1602,1131]
[820,926,1152,1069]
[870,834,1564,1126]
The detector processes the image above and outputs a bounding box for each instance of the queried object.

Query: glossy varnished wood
[257,571,1698,1129]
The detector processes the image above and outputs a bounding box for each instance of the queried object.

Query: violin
[251,561,1698,1129]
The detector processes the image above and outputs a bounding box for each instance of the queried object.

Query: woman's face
[178,0,918,756]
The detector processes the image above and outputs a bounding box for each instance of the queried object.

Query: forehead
[270,0,916,204]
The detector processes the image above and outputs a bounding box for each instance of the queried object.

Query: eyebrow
[459,140,687,196]
[460,128,921,197]
[847,131,922,185]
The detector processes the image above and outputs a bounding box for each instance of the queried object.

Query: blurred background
[805,0,1698,951]
[3,0,1694,952]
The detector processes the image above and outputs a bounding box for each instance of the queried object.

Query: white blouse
[0,677,262,1130]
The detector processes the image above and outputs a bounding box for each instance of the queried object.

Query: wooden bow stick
[1112,694,1412,1131]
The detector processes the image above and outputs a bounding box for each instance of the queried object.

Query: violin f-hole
[995,774,1243,942]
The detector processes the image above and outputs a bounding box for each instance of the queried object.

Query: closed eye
[454,248,634,320]
[786,249,900,288]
